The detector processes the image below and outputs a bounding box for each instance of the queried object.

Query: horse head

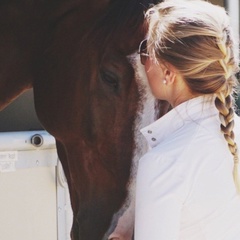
[0,0,169,239]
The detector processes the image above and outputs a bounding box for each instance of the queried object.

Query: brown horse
[0,0,169,239]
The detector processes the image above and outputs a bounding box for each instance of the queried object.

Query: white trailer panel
[0,131,72,240]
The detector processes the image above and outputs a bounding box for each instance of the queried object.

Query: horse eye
[100,70,119,90]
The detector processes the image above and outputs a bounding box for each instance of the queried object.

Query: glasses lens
[138,40,149,65]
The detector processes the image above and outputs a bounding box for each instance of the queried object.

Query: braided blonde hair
[145,0,240,192]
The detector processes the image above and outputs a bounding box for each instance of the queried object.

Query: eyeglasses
[138,39,149,65]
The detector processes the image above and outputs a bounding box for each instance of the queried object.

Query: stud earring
[163,79,167,84]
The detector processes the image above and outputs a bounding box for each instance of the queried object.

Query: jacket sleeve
[135,153,186,240]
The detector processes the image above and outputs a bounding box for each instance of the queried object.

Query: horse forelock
[83,0,159,57]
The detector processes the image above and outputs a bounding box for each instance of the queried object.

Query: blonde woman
[135,0,240,239]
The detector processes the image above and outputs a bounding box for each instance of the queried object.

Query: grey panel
[0,90,43,132]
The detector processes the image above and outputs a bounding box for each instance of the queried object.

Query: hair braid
[215,90,240,193]
[215,27,240,193]
[217,28,234,80]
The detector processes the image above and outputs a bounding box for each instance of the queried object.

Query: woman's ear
[162,63,177,85]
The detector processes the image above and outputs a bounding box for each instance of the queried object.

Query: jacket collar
[140,95,218,148]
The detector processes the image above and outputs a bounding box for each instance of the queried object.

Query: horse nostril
[31,134,43,147]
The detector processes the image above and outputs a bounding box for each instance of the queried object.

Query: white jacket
[135,96,240,240]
